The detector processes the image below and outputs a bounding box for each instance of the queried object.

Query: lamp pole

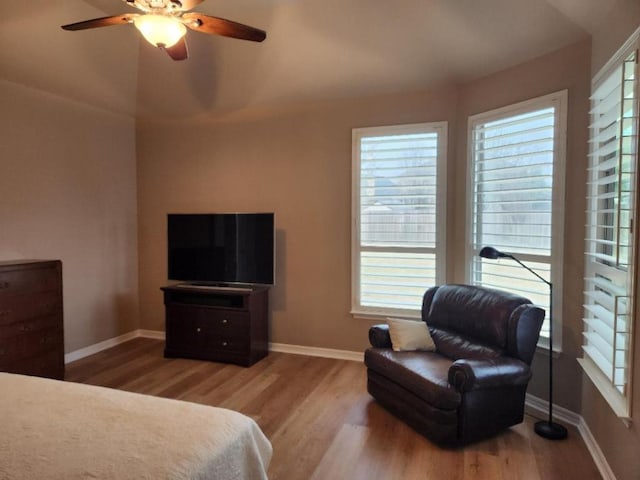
[478,246,567,440]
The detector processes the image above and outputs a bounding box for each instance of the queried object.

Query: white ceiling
[0,0,620,117]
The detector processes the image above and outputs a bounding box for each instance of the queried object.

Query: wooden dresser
[0,260,64,380]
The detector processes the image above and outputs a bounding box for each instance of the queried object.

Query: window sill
[351,309,421,323]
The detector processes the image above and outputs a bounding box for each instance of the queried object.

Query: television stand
[161,284,269,367]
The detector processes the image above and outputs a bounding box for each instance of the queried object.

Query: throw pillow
[386,317,436,352]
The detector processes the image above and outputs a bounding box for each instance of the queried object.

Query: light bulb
[133,14,187,48]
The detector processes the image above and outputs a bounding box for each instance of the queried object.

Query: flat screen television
[167,213,275,286]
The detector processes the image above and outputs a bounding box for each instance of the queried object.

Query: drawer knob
[196,327,202,333]
[222,319,228,324]
[222,341,228,347]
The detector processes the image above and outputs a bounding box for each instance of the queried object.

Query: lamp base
[534,420,568,440]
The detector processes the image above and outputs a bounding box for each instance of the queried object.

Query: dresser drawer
[0,327,63,363]
[0,265,60,297]
[0,291,61,327]
[166,306,249,353]
[202,309,250,336]
[1,348,64,380]
[166,305,249,335]
[165,330,249,356]
[203,337,249,354]
[0,314,62,340]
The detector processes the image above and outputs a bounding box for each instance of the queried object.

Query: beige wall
[0,79,139,352]
[136,40,590,414]
[591,0,640,76]
[581,8,640,480]
[136,88,458,350]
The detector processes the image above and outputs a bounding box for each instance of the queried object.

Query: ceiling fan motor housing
[125,0,183,11]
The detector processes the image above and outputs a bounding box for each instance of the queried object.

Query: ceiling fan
[61,0,266,61]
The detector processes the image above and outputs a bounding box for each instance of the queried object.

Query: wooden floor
[65,338,601,480]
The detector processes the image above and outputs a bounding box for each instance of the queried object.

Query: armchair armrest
[448,357,532,393]
[368,324,392,348]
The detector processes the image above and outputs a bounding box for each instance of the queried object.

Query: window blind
[353,125,445,314]
[583,50,638,396]
[470,103,560,337]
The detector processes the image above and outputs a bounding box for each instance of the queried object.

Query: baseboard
[138,329,166,340]
[269,342,363,362]
[64,330,140,364]
[577,417,617,480]
[524,393,581,426]
[525,393,615,479]
[66,331,364,363]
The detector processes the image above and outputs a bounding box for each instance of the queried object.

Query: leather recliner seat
[365,284,545,446]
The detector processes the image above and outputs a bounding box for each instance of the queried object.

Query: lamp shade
[133,15,187,48]
[479,246,506,259]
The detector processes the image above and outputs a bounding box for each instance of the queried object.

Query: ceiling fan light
[133,14,186,48]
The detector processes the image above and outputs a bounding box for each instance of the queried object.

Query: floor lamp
[479,246,568,440]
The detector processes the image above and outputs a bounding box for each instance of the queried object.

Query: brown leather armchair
[365,284,544,446]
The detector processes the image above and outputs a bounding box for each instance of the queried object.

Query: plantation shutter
[582,49,638,401]
[471,108,556,255]
[352,124,446,315]
[469,97,564,338]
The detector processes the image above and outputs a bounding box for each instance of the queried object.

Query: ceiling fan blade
[162,38,189,61]
[182,13,266,42]
[61,14,137,31]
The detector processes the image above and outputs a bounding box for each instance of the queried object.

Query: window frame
[578,28,639,420]
[465,91,568,350]
[351,122,448,320]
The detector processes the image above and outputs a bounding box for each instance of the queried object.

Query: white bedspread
[0,373,272,480]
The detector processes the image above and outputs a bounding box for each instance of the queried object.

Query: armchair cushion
[387,318,435,352]
[364,349,460,410]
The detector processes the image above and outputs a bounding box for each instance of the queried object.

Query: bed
[0,372,272,479]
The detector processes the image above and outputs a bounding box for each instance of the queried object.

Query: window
[351,123,447,318]
[579,35,638,419]
[467,92,567,343]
